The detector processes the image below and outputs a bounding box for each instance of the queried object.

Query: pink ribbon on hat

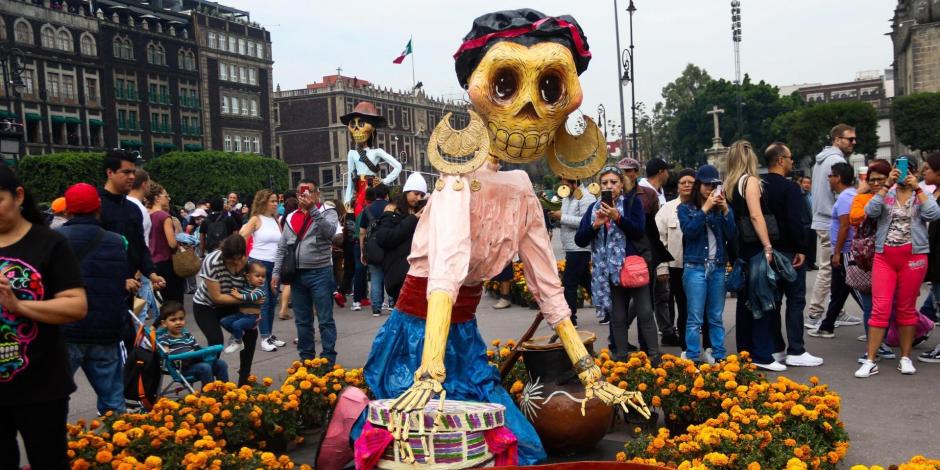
[453,17,591,61]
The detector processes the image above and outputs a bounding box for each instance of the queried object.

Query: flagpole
[410,36,416,90]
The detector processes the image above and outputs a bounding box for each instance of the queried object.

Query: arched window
[40,25,56,49]
[56,28,73,52]
[14,20,33,44]
[177,50,185,69]
[156,45,166,65]
[147,43,155,64]
[80,33,96,56]
[123,38,133,59]
[0,19,7,40]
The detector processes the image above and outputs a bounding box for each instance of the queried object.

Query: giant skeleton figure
[341,101,403,217]
[359,9,649,465]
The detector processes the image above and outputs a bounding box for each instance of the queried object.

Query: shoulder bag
[172,245,201,277]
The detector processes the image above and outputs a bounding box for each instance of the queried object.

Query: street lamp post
[731,0,743,137]
[626,0,638,161]
[596,104,607,139]
[613,0,627,155]
[0,48,27,165]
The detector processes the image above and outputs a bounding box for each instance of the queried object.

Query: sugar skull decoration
[341,101,403,216]
[0,259,43,383]
[428,9,608,191]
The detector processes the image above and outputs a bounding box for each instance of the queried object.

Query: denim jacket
[677,204,736,265]
[865,187,940,254]
[747,249,797,319]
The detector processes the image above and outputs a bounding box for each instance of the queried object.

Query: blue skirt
[355,309,547,465]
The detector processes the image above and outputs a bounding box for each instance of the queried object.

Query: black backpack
[204,213,229,252]
[363,210,385,265]
[123,326,161,410]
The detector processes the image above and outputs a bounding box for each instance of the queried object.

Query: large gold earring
[427,110,490,190]
[546,116,608,181]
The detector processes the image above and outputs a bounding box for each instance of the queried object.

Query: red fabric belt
[397,275,482,324]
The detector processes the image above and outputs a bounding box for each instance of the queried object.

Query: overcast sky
[226,0,896,130]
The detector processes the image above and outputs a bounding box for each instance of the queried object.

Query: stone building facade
[892,0,940,95]
[0,0,272,160]
[274,75,470,200]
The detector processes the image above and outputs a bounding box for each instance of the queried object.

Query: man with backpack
[359,184,390,317]
[57,183,131,415]
[201,198,238,254]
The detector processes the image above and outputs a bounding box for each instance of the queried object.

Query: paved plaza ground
[63,238,940,467]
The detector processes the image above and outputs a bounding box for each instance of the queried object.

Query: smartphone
[298,184,311,196]
[601,190,613,206]
[712,184,723,197]
[896,157,909,184]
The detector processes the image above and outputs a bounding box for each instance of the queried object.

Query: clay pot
[519,331,613,456]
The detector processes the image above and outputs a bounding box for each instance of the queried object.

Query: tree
[771,101,878,159]
[669,75,796,167]
[146,151,288,203]
[19,152,104,203]
[657,64,713,158]
[892,92,940,152]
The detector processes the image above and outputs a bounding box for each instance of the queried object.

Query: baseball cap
[64,183,100,215]
[51,197,66,214]
[190,208,208,218]
[617,157,640,170]
[695,165,722,185]
[645,158,670,178]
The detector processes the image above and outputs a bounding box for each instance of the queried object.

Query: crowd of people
[5,126,940,465]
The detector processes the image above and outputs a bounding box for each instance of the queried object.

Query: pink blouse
[407,161,571,326]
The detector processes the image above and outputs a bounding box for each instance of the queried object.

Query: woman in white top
[239,189,284,352]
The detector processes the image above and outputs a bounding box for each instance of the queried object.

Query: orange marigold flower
[95,450,113,464]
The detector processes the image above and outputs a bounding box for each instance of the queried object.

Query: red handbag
[619,255,650,288]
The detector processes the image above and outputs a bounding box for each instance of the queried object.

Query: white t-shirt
[128,196,151,248]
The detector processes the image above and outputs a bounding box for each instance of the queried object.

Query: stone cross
[336,66,343,76]
[707,105,725,146]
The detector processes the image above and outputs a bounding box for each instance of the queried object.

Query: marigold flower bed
[66,358,366,469]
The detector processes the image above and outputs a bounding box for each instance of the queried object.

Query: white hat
[402,172,428,194]
[190,208,208,218]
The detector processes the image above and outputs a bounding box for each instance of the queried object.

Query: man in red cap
[56,183,132,415]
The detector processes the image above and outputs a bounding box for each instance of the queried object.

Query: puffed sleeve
[374,148,403,186]
[849,194,872,227]
[424,175,472,302]
[517,190,570,327]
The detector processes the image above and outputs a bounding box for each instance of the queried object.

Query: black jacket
[374,210,419,298]
[57,216,130,343]
[97,187,154,278]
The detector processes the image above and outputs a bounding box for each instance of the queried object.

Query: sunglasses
[839,136,857,142]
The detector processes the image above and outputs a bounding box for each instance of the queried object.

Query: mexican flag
[392,39,412,64]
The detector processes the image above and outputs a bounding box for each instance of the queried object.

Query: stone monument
[892,0,940,95]
[704,105,730,179]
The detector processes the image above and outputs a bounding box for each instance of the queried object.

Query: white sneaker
[350,302,362,311]
[224,339,244,354]
[680,351,688,360]
[772,351,786,363]
[898,357,917,375]
[785,352,824,367]
[835,312,862,327]
[382,302,393,311]
[857,334,868,342]
[855,360,879,378]
[268,335,287,347]
[754,361,787,372]
[260,337,277,352]
[702,348,716,365]
[804,319,821,330]
[493,298,511,309]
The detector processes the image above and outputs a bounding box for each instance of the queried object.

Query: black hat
[453,9,591,89]
[645,158,670,178]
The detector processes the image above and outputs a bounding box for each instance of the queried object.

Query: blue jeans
[249,258,278,337]
[138,276,159,323]
[682,262,727,361]
[183,359,229,387]
[67,342,125,415]
[292,266,337,364]
[773,252,807,355]
[369,264,385,312]
[220,313,259,340]
[353,245,368,302]
[859,291,872,335]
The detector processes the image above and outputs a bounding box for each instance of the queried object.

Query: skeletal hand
[387,375,446,464]
[584,380,651,420]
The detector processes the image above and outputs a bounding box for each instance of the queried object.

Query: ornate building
[0,0,272,160]
[274,75,470,200]
[892,0,940,95]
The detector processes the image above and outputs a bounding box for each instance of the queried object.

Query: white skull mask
[347,117,374,145]
[466,41,584,163]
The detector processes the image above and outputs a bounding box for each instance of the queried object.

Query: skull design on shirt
[0,259,43,382]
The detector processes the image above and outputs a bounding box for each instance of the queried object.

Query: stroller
[123,309,224,410]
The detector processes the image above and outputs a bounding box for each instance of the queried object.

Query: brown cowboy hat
[340,101,387,127]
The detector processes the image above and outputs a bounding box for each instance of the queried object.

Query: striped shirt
[193,250,248,306]
[156,327,200,355]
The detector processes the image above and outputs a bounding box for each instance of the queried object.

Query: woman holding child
[192,233,257,386]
